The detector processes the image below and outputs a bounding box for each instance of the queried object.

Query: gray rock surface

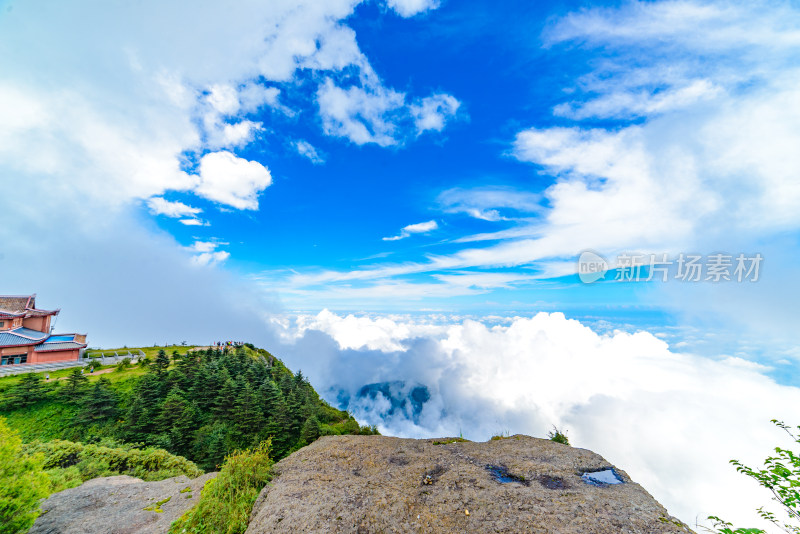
[29,472,217,534]
[246,434,692,534]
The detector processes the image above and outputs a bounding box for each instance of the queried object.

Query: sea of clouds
[271,309,800,530]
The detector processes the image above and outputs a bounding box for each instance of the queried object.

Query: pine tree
[299,415,321,446]
[6,373,46,408]
[266,396,293,458]
[233,382,264,446]
[156,386,196,456]
[153,349,170,374]
[76,378,118,425]
[213,375,239,420]
[60,367,89,401]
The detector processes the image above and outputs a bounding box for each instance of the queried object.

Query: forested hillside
[0,345,376,470]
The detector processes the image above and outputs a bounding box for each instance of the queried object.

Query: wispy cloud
[437,187,541,221]
[382,220,439,241]
[147,197,202,218]
[294,140,326,165]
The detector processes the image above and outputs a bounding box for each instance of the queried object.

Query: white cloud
[410,93,461,134]
[0,0,457,225]
[317,76,460,146]
[206,84,240,115]
[179,218,207,226]
[187,240,231,266]
[275,311,800,530]
[146,197,202,218]
[382,220,439,241]
[317,78,406,147]
[294,140,325,165]
[194,151,272,210]
[385,0,440,18]
[437,187,541,221]
[553,79,723,120]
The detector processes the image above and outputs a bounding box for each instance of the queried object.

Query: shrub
[28,439,202,495]
[170,440,273,534]
[0,416,50,533]
[548,426,570,446]
[708,420,800,534]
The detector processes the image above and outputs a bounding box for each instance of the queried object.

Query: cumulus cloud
[188,240,231,266]
[382,220,439,241]
[317,76,460,146]
[410,93,461,134]
[194,151,272,210]
[273,310,800,530]
[146,197,202,218]
[317,78,406,147]
[0,0,459,225]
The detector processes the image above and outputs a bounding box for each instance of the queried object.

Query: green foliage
[75,377,118,426]
[0,345,368,474]
[170,440,273,534]
[708,420,800,534]
[29,439,202,494]
[155,349,171,374]
[0,416,49,533]
[4,372,48,408]
[548,426,570,446]
[61,367,89,400]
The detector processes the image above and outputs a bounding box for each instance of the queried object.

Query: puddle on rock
[581,468,624,486]
[485,465,530,486]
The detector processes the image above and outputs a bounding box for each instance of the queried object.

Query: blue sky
[3,0,800,527]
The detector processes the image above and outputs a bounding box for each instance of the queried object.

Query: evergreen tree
[299,415,321,446]
[154,349,170,374]
[233,382,264,446]
[60,367,89,401]
[6,373,46,408]
[156,386,196,456]
[76,378,118,425]
[124,373,163,443]
[213,375,239,420]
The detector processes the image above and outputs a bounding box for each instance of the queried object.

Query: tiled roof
[0,295,57,317]
[10,328,49,341]
[0,328,51,347]
[35,342,86,352]
[0,296,33,313]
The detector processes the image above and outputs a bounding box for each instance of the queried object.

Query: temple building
[0,295,87,365]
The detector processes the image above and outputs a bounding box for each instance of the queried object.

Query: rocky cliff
[246,434,692,533]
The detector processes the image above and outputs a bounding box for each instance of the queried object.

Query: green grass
[170,441,273,534]
[2,402,81,442]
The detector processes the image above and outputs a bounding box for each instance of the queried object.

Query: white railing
[0,350,145,377]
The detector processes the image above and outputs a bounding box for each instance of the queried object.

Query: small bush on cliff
[548,426,570,446]
[0,416,49,533]
[170,440,273,534]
